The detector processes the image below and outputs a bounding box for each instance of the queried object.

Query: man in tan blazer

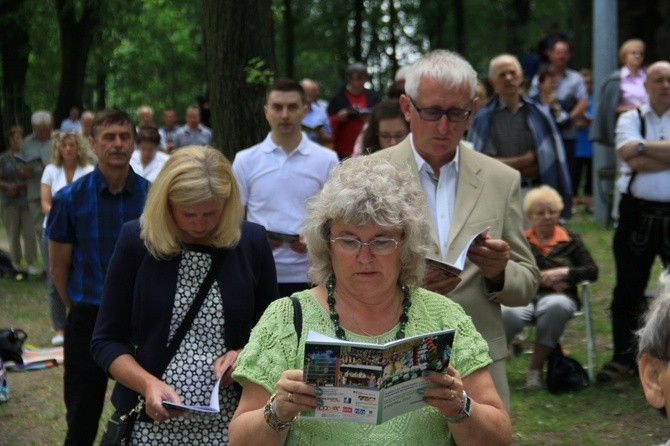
[372,49,539,407]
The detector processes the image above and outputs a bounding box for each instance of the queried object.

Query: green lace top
[233,288,492,446]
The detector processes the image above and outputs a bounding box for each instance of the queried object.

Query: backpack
[546,343,589,394]
[0,249,18,278]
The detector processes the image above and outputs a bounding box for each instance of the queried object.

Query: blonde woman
[40,131,94,345]
[91,146,279,445]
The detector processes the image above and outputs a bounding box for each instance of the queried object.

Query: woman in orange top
[502,185,598,389]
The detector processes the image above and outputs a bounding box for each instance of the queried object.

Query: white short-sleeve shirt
[232,133,339,283]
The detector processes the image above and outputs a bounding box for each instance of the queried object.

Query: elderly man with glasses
[372,49,539,408]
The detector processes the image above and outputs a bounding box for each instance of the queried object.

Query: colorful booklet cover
[301,328,456,425]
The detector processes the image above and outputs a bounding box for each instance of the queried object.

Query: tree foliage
[2,0,669,154]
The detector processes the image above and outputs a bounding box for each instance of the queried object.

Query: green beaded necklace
[326,275,411,341]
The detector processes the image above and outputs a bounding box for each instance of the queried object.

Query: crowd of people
[0,26,669,445]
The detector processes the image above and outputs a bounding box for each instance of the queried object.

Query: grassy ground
[0,211,669,445]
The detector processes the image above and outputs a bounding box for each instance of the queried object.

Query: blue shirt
[46,167,150,305]
[301,103,332,144]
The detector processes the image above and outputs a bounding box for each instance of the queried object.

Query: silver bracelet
[263,393,296,431]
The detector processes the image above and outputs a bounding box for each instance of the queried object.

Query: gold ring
[449,376,455,387]
[287,392,294,402]
[448,390,456,400]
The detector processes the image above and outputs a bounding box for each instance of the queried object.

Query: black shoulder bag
[546,343,589,394]
[100,251,223,446]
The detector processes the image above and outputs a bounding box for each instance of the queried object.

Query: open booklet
[162,367,229,414]
[301,328,455,425]
[425,226,490,277]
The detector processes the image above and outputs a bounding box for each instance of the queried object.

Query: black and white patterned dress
[131,249,238,445]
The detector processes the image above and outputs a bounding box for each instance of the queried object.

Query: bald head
[645,61,670,114]
[300,78,320,106]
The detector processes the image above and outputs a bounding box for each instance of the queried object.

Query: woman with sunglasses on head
[229,156,511,445]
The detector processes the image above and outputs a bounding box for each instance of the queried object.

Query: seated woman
[229,157,511,445]
[352,99,408,156]
[91,146,279,444]
[637,272,670,440]
[502,185,598,390]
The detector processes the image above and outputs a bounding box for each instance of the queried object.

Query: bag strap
[289,295,302,343]
[156,250,223,375]
[627,108,645,195]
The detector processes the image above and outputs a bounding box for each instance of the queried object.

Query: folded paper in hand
[162,372,225,414]
[425,226,490,277]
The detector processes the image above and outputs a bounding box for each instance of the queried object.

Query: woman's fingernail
[422,370,431,377]
[316,399,324,406]
[315,388,323,396]
[416,388,424,394]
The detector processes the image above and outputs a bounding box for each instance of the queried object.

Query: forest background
[2,0,670,162]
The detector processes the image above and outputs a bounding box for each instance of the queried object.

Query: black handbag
[0,328,27,364]
[99,251,223,445]
[100,396,145,446]
[546,343,589,394]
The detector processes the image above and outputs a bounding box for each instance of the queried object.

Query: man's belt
[623,194,670,214]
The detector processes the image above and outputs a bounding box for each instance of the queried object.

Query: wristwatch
[636,142,646,154]
[264,393,296,431]
[444,390,472,423]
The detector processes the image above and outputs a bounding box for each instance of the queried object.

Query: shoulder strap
[627,108,645,195]
[289,295,302,343]
[156,250,223,375]
[637,107,646,138]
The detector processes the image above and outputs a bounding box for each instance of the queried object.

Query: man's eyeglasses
[378,132,408,141]
[408,96,472,123]
[330,237,400,255]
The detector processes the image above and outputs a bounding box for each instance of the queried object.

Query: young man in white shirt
[233,79,339,297]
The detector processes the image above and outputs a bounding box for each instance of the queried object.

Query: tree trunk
[420,0,448,50]
[283,0,294,78]
[353,0,364,61]
[0,0,32,143]
[204,0,275,161]
[453,0,465,55]
[508,0,531,57]
[53,0,102,126]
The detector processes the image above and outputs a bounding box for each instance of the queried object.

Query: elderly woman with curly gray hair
[637,271,670,446]
[229,156,511,445]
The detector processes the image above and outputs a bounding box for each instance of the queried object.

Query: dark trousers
[64,303,108,445]
[278,282,310,298]
[562,138,576,195]
[610,194,670,366]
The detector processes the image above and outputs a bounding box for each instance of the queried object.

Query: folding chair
[513,281,596,381]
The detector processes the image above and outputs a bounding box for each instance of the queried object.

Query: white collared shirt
[409,134,460,261]
[232,132,339,283]
[615,103,670,202]
[129,150,169,183]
